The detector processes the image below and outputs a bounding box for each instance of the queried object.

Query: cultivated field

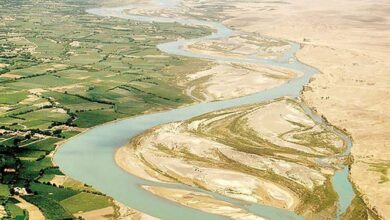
[0,0,212,218]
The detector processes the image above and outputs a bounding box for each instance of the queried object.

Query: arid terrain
[117,98,349,219]
[182,0,390,218]
[143,186,266,220]
[184,35,291,60]
[182,62,299,101]
[212,0,390,218]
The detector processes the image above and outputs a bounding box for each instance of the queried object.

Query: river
[54,2,354,219]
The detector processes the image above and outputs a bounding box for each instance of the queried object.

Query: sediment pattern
[117,98,346,218]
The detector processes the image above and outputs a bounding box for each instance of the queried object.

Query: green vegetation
[0,183,10,197]
[60,130,80,139]
[341,193,381,220]
[23,195,73,219]
[60,192,111,213]
[62,177,98,193]
[4,199,27,220]
[0,0,211,218]
[293,130,344,154]
[29,183,79,201]
[0,92,29,105]
[74,109,118,128]
[299,180,338,214]
[368,161,390,183]
[24,138,61,152]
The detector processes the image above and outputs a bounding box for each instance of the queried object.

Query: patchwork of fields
[0,0,211,218]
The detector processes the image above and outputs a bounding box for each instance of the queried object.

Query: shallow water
[54,3,354,220]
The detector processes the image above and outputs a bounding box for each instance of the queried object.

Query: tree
[13,138,22,146]
[53,129,62,136]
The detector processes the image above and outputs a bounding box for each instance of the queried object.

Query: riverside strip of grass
[0,0,211,218]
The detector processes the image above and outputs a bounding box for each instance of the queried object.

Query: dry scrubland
[185,35,290,60]
[209,0,390,218]
[117,98,348,219]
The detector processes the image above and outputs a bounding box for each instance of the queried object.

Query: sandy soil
[75,207,115,219]
[33,101,51,108]
[139,127,294,207]
[143,185,266,220]
[19,94,40,104]
[246,101,316,154]
[52,64,68,69]
[185,62,298,101]
[99,0,146,7]
[185,34,290,60]
[15,196,45,220]
[116,99,346,216]
[75,201,157,220]
[28,88,47,95]
[0,73,22,79]
[114,201,159,220]
[299,44,390,219]
[219,0,390,55]
[50,174,67,186]
[115,146,171,182]
[50,108,67,114]
[0,206,6,219]
[117,123,297,210]
[49,84,85,92]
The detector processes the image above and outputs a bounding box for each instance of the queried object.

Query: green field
[0,0,211,218]
[5,199,27,220]
[0,92,29,105]
[60,192,112,213]
[0,183,10,197]
[23,195,74,219]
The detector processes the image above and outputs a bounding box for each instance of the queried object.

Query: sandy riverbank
[142,185,266,220]
[184,62,299,102]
